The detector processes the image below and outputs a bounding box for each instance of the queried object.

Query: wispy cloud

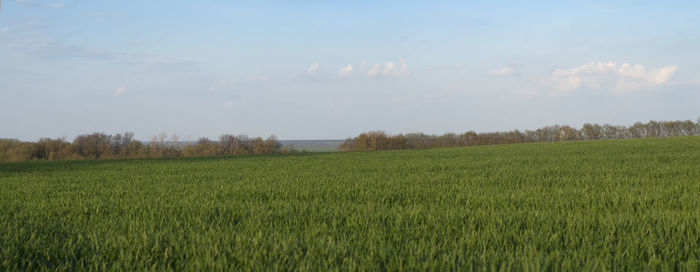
[550,61,678,93]
[0,22,195,69]
[113,84,126,96]
[307,61,320,73]
[490,67,514,76]
[209,76,271,91]
[139,55,194,66]
[44,3,65,8]
[12,0,66,8]
[339,64,353,76]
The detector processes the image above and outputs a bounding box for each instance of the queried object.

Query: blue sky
[1,1,699,140]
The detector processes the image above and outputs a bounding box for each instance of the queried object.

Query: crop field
[280,139,344,152]
[1,137,700,270]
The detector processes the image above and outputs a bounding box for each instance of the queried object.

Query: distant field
[280,139,344,152]
[292,146,341,152]
[1,137,699,270]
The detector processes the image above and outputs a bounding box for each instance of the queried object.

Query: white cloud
[339,64,353,76]
[383,58,409,76]
[0,27,10,33]
[367,59,409,77]
[490,67,513,76]
[113,84,125,96]
[339,59,411,78]
[551,61,678,93]
[367,64,381,77]
[307,61,319,73]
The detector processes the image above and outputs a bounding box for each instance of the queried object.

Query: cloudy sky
[1,1,699,141]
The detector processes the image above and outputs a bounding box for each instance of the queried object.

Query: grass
[293,146,340,152]
[1,137,699,270]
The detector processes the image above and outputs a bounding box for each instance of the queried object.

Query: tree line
[340,119,700,151]
[0,133,285,162]
[3,119,699,162]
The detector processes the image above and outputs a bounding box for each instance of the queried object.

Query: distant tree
[339,137,355,151]
[35,138,69,160]
[647,121,662,137]
[2,141,37,162]
[184,138,220,157]
[0,139,24,161]
[463,131,478,145]
[72,133,112,159]
[220,134,253,155]
[122,140,147,158]
[582,123,602,140]
[263,135,282,153]
[4,118,700,161]
[628,122,645,138]
[148,133,182,157]
[680,120,696,136]
[558,125,579,141]
[109,132,135,157]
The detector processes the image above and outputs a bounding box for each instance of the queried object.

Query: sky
[1,0,699,141]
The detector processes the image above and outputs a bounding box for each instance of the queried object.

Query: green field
[1,137,700,270]
[294,146,340,152]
